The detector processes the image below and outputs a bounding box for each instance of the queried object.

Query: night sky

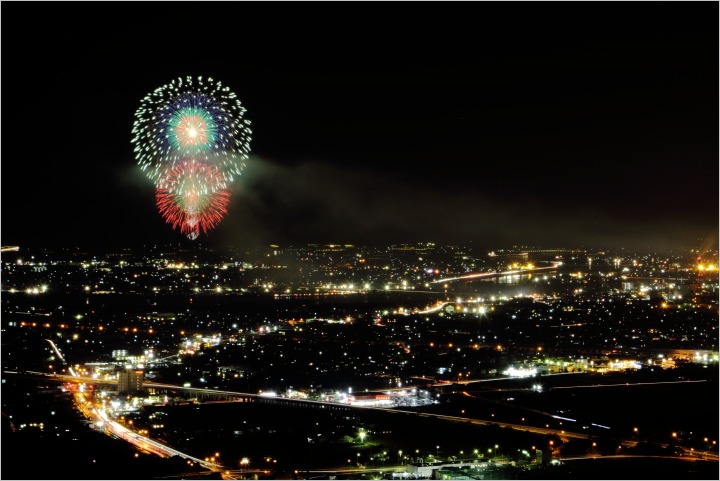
[2,3,717,251]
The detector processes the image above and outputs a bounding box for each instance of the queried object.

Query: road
[12,371,716,465]
[431,265,558,284]
[73,390,223,471]
[12,371,601,442]
[559,453,719,462]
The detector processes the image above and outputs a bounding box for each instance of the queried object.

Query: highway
[12,370,715,464]
[559,453,719,462]
[72,389,224,471]
[410,411,589,440]
[132,381,593,442]
[11,371,599,442]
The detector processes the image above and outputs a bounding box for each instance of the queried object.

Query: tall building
[118,369,144,393]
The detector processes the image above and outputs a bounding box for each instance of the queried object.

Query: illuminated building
[118,369,144,393]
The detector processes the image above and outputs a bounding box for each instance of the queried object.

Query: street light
[359,430,366,444]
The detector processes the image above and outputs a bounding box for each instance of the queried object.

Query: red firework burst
[155,159,231,239]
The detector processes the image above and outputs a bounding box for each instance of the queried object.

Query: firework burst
[132,76,252,187]
[155,159,231,240]
[155,157,229,196]
[132,77,252,239]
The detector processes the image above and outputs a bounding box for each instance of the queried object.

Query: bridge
[431,265,559,284]
[11,371,589,442]
[8,369,709,476]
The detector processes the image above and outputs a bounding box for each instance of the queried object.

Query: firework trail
[132,77,251,239]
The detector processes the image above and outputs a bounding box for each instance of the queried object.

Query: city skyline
[2,241,718,480]
[1,3,717,250]
[1,5,719,478]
